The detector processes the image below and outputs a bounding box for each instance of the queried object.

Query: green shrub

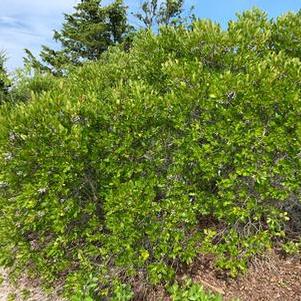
[0,51,11,103]
[9,68,58,103]
[0,8,301,299]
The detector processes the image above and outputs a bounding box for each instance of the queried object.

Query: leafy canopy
[1,7,301,300]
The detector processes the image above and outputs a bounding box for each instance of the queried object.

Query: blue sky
[0,0,300,71]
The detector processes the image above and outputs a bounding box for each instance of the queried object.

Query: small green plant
[111,282,134,301]
[168,279,222,301]
[7,293,17,301]
[20,289,31,300]
[282,240,301,255]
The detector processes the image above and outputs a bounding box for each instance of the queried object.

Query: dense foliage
[0,51,11,103]
[1,8,301,300]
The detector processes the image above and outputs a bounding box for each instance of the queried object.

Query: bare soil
[188,251,301,301]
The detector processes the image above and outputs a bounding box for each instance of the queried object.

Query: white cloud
[0,16,29,30]
[0,0,79,71]
[0,0,78,17]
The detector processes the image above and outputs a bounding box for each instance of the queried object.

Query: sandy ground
[0,268,64,301]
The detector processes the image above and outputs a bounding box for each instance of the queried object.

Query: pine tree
[25,0,129,76]
[133,0,186,29]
